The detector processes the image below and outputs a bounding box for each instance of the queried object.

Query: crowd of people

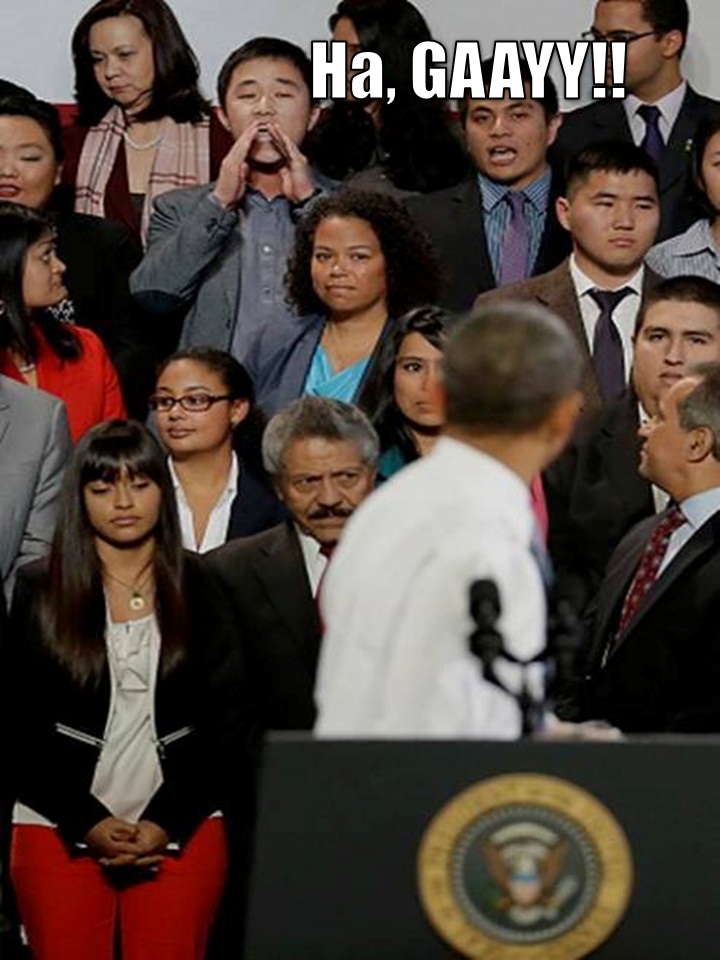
[2,0,720,954]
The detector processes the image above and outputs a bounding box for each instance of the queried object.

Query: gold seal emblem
[418,773,633,959]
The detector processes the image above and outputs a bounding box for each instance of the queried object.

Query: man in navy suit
[554,0,720,240]
[406,59,570,312]
[563,362,720,732]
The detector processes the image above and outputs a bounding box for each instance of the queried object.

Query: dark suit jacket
[404,171,571,313]
[544,391,654,608]
[476,259,662,415]
[552,85,720,241]
[562,509,720,732]
[54,208,159,420]
[204,521,321,730]
[225,467,285,541]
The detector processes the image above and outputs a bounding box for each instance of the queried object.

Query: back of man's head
[565,140,659,197]
[678,363,720,462]
[444,302,583,433]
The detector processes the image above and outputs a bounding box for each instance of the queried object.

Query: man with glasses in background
[553,0,720,240]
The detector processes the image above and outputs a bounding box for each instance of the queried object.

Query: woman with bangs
[4,419,251,959]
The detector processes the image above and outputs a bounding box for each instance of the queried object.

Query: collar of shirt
[168,453,239,552]
[624,79,687,144]
[296,526,329,597]
[569,255,645,300]
[656,218,718,259]
[477,166,552,214]
[678,486,720,532]
[243,184,292,210]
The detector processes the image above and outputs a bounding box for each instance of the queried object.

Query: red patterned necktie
[616,505,686,636]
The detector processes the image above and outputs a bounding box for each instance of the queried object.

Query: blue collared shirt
[658,487,720,576]
[477,167,552,283]
[230,187,301,362]
[646,219,720,283]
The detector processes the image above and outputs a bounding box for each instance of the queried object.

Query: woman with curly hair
[62,0,231,246]
[250,189,442,415]
[306,0,468,196]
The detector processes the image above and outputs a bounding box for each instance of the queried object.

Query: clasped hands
[213,118,315,207]
[85,816,170,869]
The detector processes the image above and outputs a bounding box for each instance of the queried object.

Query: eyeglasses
[581,28,658,43]
[148,393,233,413]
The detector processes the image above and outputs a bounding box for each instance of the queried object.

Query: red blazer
[0,325,126,442]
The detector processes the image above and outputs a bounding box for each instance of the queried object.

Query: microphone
[468,580,504,678]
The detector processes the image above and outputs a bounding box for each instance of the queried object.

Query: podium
[245,736,720,959]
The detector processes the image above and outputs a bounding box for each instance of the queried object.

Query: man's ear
[546,112,563,148]
[686,425,716,463]
[555,195,571,233]
[218,108,232,134]
[55,162,62,187]
[427,378,447,422]
[660,28,684,60]
[306,104,321,133]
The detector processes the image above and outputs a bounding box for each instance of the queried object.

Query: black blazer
[204,521,321,731]
[2,555,253,851]
[544,391,655,607]
[54,208,162,419]
[552,85,720,241]
[562,509,720,733]
[225,466,285,541]
[404,170,571,313]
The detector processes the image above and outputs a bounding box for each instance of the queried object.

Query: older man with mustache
[204,396,378,732]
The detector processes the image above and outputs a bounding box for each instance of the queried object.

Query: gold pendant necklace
[105,561,153,612]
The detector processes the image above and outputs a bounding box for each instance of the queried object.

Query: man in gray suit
[131,37,334,367]
[0,375,70,600]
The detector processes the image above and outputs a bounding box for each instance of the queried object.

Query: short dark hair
[459,57,559,125]
[0,92,64,163]
[0,203,81,363]
[678,363,720,459]
[71,0,210,126]
[635,276,720,336]
[216,37,313,111]
[444,302,583,433]
[565,140,659,196]
[286,189,442,319]
[358,304,450,459]
[639,0,689,54]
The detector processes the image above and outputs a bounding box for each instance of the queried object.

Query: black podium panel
[245,737,720,959]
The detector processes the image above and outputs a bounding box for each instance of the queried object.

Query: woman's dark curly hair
[71,0,210,126]
[286,189,442,319]
[358,304,449,461]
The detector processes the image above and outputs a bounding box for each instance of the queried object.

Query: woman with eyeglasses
[150,348,283,552]
[0,203,126,442]
[5,419,253,960]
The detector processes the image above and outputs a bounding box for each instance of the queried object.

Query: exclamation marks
[591,41,627,98]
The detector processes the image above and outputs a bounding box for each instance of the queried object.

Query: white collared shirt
[624,80,687,145]
[315,437,546,739]
[296,527,330,597]
[169,453,239,554]
[570,255,644,383]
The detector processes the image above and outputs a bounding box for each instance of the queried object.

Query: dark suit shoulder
[204,522,294,573]
[475,261,570,307]
[56,209,138,248]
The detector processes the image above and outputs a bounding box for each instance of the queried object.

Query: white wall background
[3,0,718,107]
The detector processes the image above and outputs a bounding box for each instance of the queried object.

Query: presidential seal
[417,774,632,959]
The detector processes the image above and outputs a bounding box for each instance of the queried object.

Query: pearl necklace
[123,128,162,151]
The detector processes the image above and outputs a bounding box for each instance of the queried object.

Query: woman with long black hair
[5,419,250,959]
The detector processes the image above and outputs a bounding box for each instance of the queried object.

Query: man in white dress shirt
[314,302,584,738]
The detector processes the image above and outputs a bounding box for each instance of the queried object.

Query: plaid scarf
[74,105,211,246]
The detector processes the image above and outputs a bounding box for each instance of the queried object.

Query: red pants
[11,818,228,960]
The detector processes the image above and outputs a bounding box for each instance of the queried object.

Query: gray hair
[444,301,583,432]
[678,362,720,459]
[262,396,380,475]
